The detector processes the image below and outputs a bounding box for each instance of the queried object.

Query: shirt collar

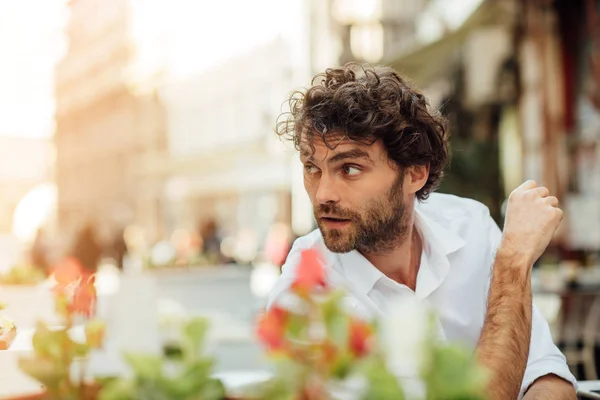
[335,202,467,297]
[413,205,466,256]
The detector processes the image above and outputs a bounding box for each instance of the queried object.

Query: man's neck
[361,220,422,291]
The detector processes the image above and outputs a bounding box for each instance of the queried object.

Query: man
[267,64,577,400]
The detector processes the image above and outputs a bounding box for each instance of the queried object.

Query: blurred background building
[159,38,295,243]
[0,137,53,235]
[51,0,318,263]
[326,0,600,260]
[0,0,598,266]
[0,0,597,267]
[54,0,168,248]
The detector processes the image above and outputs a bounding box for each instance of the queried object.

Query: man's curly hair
[275,63,450,201]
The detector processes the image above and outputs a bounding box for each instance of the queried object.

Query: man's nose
[315,174,340,205]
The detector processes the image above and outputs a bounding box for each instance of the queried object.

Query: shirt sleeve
[481,210,577,398]
[519,306,578,399]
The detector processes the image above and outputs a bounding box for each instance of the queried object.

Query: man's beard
[314,176,410,254]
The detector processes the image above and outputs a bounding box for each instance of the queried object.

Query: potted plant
[10,257,231,400]
[10,248,489,400]
[254,249,489,400]
[253,249,403,399]
[15,257,106,400]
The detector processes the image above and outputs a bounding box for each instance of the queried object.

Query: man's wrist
[494,243,533,282]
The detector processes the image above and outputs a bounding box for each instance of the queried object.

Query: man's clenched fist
[501,180,563,267]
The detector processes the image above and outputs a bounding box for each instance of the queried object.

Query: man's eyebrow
[329,149,373,164]
[300,148,373,165]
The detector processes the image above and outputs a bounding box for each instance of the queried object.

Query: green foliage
[0,264,46,285]
[18,320,99,400]
[256,288,379,400]
[256,287,489,400]
[423,344,488,400]
[98,317,226,400]
[360,356,405,400]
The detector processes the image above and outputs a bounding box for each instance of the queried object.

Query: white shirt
[267,193,577,399]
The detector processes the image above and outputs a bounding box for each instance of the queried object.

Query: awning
[386,0,514,87]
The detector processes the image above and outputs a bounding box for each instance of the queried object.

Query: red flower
[70,276,96,318]
[52,258,84,292]
[52,258,96,318]
[257,306,288,351]
[292,249,327,294]
[348,318,373,358]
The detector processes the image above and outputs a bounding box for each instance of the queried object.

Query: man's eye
[342,165,362,176]
[304,164,320,174]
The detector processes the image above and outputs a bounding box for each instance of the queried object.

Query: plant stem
[79,357,88,399]
[64,314,74,397]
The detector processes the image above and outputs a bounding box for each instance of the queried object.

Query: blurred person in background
[30,227,49,274]
[198,219,225,265]
[71,222,103,273]
[110,227,127,271]
[268,64,576,400]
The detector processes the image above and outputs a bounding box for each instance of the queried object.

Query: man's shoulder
[417,192,492,223]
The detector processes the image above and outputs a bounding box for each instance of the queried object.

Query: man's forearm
[522,374,577,400]
[476,247,533,400]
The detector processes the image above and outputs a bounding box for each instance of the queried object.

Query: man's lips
[320,216,351,221]
[319,216,352,229]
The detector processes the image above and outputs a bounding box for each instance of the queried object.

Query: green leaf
[98,377,137,400]
[424,344,488,400]
[320,290,351,347]
[18,356,68,391]
[361,358,405,400]
[55,293,70,319]
[122,353,164,381]
[73,341,90,357]
[196,377,226,400]
[259,377,297,400]
[31,322,72,363]
[182,317,208,359]
[183,317,208,345]
[329,351,354,379]
[169,358,215,396]
[325,313,350,348]
[320,290,345,324]
[285,312,308,341]
[85,319,106,349]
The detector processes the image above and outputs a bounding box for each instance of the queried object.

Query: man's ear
[404,164,430,195]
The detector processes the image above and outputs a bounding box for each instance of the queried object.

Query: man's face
[300,136,411,254]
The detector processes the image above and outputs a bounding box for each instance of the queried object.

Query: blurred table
[0,284,60,330]
[532,266,600,295]
[0,350,44,398]
[579,380,600,399]
[532,267,600,328]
